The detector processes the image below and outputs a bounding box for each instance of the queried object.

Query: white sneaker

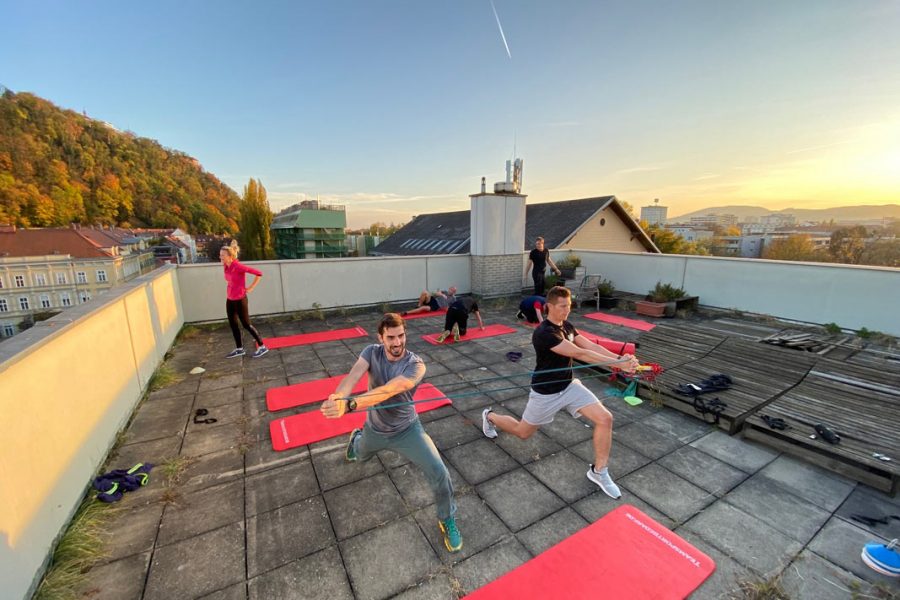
[587,465,621,499]
[482,408,498,439]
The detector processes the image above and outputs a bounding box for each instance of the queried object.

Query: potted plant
[636,281,686,318]
[556,252,585,284]
[596,278,618,309]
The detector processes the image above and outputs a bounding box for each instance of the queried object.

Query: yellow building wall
[561,207,649,252]
[0,265,182,600]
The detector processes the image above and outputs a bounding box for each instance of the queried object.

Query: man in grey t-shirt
[321,313,462,552]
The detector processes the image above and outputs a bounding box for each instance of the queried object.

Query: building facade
[0,227,154,339]
[271,201,348,259]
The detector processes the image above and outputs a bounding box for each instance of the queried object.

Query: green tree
[238,178,274,260]
[762,235,819,261]
[829,226,868,264]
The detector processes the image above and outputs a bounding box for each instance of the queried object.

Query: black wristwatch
[345,398,357,413]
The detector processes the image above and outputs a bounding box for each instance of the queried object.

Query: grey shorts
[522,379,601,426]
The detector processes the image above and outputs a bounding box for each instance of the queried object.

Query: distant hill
[0,89,240,233]
[669,204,900,224]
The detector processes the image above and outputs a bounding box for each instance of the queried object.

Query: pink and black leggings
[226,297,263,348]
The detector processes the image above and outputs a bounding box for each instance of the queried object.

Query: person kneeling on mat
[321,313,462,552]
[435,296,484,343]
[517,295,546,324]
[483,286,639,499]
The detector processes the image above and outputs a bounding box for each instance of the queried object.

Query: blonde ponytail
[223,240,240,259]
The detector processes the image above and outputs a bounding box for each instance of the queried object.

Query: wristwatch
[345,398,357,413]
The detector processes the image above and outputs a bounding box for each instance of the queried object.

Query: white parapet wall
[558,249,900,336]
[177,255,471,322]
[0,265,183,600]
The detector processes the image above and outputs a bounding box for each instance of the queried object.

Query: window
[97,269,108,283]
[0,299,7,312]
[15,275,25,287]
[2,324,14,337]
[35,273,47,286]
[76,271,87,284]
[60,293,71,307]
[19,297,29,310]
[40,294,51,308]
[79,292,91,304]
[56,272,67,285]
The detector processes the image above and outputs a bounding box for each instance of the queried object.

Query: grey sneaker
[345,429,362,462]
[482,408,498,439]
[225,348,245,359]
[587,465,621,499]
[252,345,269,358]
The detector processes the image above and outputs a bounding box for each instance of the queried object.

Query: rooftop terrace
[2,251,899,599]
[73,306,900,599]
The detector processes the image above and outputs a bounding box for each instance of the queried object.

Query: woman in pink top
[220,241,267,358]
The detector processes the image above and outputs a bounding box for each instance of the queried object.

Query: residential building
[666,226,714,242]
[271,201,348,259]
[640,199,668,226]
[370,196,659,256]
[130,228,198,263]
[690,213,738,228]
[0,226,154,339]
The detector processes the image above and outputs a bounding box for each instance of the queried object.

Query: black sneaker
[225,348,245,359]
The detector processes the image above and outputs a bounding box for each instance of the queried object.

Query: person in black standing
[525,237,561,295]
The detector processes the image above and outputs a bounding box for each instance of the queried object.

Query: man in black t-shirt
[435,297,484,343]
[482,286,638,499]
[524,237,561,295]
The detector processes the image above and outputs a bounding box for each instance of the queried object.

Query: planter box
[675,295,699,311]
[635,300,668,317]
[597,296,619,309]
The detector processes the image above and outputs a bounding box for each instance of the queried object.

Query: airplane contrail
[490,0,512,59]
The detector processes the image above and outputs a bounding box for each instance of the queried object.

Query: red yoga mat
[520,322,636,355]
[579,331,637,355]
[266,374,370,412]
[263,326,368,349]
[422,324,517,345]
[269,383,450,451]
[583,312,656,331]
[466,504,715,600]
[402,308,448,320]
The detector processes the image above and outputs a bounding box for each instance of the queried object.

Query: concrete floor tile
[77,551,152,600]
[158,479,244,546]
[246,457,319,516]
[477,469,565,532]
[621,463,715,523]
[425,414,483,450]
[674,530,752,600]
[340,516,441,600]
[413,492,510,564]
[247,495,334,578]
[145,523,245,600]
[758,455,857,512]
[614,421,684,460]
[517,507,588,555]
[807,517,897,586]
[324,473,408,540]
[525,450,597,503]
[682,500,803,578]
[391,574,457,600]
[445,438,519,486]
[311,445,384,492]
[657,445,748,496]
[569,438,652,478]
[781,549,881,600]
[725,475,831,544]
[99,502,165,564]
[452,536,532,595]
[248,546,351,600]
[689,431,778,474]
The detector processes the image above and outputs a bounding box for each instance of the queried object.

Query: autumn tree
[829,226,868,265]
[762,235,820,262]
[238,178,274,260]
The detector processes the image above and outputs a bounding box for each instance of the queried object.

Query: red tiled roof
[0,228,114,259]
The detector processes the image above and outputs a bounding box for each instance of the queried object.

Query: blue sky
[2,1,899,228]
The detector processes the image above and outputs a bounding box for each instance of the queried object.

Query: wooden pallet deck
[634,323,728,370]
[639,337,819,434]
[743,357,900,494]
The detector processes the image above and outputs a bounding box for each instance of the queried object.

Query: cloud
[693,173,721,181]
[612,164,670,176]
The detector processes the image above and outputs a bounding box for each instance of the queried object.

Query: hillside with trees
[0,88,240,233]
